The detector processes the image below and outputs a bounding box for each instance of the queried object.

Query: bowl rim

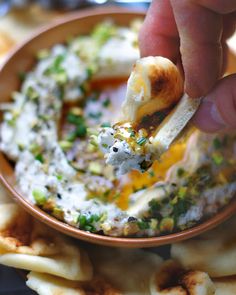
[1,7,236,248]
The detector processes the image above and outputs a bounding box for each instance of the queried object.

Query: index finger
[170,0,223,98]
[139,0,180,63]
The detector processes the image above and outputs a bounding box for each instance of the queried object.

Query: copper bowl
[1,7,236,248]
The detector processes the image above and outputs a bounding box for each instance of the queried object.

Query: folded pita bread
[0,247,92,281]
[171,216,236,278]
[149,260,215,295]
[87,246,163,295]
[26,272,121,295]
[0,202,92,281]
[26,272,86,295]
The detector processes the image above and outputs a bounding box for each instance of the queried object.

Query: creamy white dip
[1,20,236,237]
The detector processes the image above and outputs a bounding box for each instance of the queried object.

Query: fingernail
[193,99,226,132]
[210,103,226,127]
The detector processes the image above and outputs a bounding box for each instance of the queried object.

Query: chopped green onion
[137,220,149,230]
[88,112,102,119]
[32,189,47,205]
[212,153,224,166]
[102,98,111,108]
[36,49,50,60]
[70,107,83,116]
[87,128,99,136]
[26,86,39,101]
[75,125,87,137]
[150,219,158,230]
[136,137,147,146]
[178,187,187,198]
[17,143,25,152]
[101,122,111,128]
[149,170,155,178]
[56,174,63,181]
[127,127,135,138]
[78,215,87,227]
[90,135,99,147]
[53,69,67,85]
[67,113,84,125]
[35,153,44,163]
[6,118,16,127]
[92,22,117,46]
[59,140,73,151]
[88,162,102,175]
[130,131,135,138]
[53,54,66,69]
[177,168,185,178]
[29,143,42,154]
[86,67,94,79]
[213,137,222,150]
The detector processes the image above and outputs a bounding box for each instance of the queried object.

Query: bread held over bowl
[98,56,201,175]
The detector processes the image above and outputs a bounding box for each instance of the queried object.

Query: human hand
[139,0,236,132]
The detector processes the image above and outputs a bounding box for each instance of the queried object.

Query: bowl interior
[1,7,236,248]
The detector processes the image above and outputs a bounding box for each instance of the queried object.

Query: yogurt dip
[1,20,236,237]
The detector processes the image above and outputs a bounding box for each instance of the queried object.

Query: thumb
[192,74,236,132]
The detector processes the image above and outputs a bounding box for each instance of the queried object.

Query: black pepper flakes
[57,193,62,199]
[113,147,118,152]
[128,216,137,222]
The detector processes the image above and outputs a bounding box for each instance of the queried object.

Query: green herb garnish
[92,22,117,46]
[177,187,187,198]
[77,214,100,232]
[136,137,147,146]
[59,140,73,151]
[56,174,63,181]
[213,137,222,149]
[102,97,111,108]
[66,113,87,138]
[32,189,47,205]
[88,162,102,175]
[36,49,50,60]
[101,122,111,128]
[177,168,185,178]
[137,220,150,230]
[149,170,155,178]
[88,112,102,119]
[26,86,39,101]
[212,153,224,166]
[35,153,44,163]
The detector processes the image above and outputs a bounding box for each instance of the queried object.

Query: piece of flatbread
[26,272,122,295]
[171,216,236,278]
[0,202,92,281]
[26,272,85,295]
[87,246,163,295]
[214,276,236,295]
[149,260,215,295]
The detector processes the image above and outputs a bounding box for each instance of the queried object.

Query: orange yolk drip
[115,141,186,210]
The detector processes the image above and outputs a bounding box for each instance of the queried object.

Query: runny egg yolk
[115,141,186,210]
